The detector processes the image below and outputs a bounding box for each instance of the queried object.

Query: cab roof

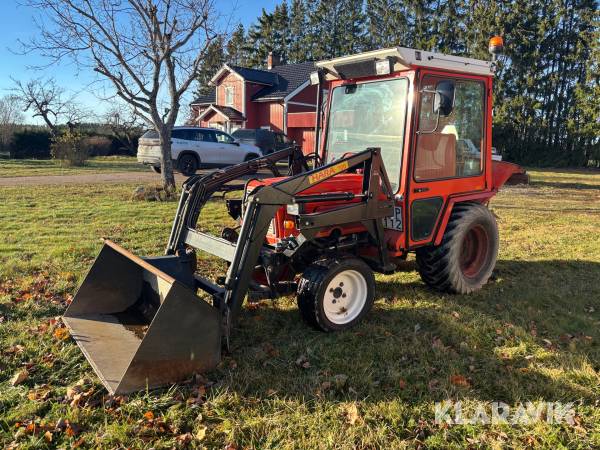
[316,47,495,79]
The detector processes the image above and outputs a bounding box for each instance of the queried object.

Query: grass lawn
[0,156,145,177]
[1,168,599,449]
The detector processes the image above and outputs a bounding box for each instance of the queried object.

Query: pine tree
[227,24,249,66]
[195,36,225,97]
[365,0,410,49]
[288,0,309,62]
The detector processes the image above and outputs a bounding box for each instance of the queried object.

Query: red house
[190,55,318,153]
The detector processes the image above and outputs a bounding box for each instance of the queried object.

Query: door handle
[413,187,430,193]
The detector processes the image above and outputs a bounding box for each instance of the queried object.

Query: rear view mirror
[433,80,455,116]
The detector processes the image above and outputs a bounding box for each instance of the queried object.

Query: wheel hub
[323,270,367,325]
[460,224,489,278]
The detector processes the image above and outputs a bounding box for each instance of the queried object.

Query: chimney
[267,51,280,70]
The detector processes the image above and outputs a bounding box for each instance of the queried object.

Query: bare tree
[12,78,86,135]
[0,95,25,153]
[104,105,144,155]
[22,0,220,191]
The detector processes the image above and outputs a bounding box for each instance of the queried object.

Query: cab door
[408,71,489,248]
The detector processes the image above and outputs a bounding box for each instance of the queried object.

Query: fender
[492,160,526,190]
[432,191,495,246]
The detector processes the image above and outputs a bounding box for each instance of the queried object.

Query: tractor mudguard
[492,160,527,189]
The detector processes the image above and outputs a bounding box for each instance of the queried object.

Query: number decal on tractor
[384,206,403,231]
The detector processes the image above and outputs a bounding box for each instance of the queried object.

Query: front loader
[64,42,525,394]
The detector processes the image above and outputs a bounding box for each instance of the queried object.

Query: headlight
[286,203,300,215]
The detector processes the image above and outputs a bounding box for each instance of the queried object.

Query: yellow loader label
[308,161,349,185]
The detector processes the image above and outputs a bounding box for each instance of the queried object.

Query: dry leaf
[143,411,155,421]
[344,403,360,425]
[44,430,53,442]
[10,370,29,386]
[53,327,70,340]
[195,425,207,441]
[450,374,470,387]
[398,379,407,389]
[5,345,25,354]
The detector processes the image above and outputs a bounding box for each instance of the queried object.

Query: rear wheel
[178,154,199,176]
[150,165,161,174]
[416,202,498,294]
[297,258,375,331]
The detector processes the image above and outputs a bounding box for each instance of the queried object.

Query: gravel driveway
[0,171,188,186]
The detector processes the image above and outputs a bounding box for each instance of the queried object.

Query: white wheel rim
[323,269,367,325]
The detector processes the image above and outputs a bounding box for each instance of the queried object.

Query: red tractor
[63,41,525,394]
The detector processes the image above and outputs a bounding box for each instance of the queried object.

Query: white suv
[137,127,263,176]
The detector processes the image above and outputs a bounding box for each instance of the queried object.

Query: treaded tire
[297,258,375,332]
[416,202,499,294]
[178,154,199,176]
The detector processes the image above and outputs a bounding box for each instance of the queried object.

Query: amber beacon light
[489,36,504,58]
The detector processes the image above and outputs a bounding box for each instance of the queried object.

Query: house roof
[191,61,316,106]
[252,62,316,101]
[197,104,245,122]
[229,65,278,85]
[191,89,215,105]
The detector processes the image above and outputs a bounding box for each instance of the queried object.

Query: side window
[414,76,485,181]
[215,131,234,144]
[191,130,204,141]
[172,129,186,140]
[201,130,217,143]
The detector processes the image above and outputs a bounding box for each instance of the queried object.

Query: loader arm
[177,148,395,341]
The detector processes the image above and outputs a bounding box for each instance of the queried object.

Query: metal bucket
[63,240,221,394]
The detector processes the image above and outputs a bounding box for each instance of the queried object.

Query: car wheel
[178,154,199,176]
[150,165,161,174]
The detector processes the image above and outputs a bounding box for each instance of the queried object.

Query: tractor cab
[311,46,507,253]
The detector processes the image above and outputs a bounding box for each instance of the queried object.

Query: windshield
[324,78,409,192]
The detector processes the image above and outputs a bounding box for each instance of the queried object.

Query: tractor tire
[178,154,199,176]
[297,257,375,332]
[150,165,161,174]
[416,202,498,294]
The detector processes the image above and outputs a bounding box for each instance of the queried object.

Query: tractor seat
[414,133,457,180]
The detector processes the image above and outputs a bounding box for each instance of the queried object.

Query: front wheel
[416,202,499,294]
[297,258,375,331]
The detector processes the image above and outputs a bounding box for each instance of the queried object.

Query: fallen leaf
[28,386,51,401]
[53,327,70,341]
[344,403,360,425]
[176,432,193,444]
[143,411,154,421]
[10,370,29,386]
[195,425,207,441]
[5,345,25,354]
[450,374,470,387]
[398,379,407,389]
[44,430,52,442]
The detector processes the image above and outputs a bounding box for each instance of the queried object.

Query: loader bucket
[63,240,221,395]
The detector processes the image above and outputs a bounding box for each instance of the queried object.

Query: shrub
[51,130,88,166]
[83,135,112,156]
[11,129,52,159]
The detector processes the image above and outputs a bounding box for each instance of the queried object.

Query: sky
[0,0,279,124]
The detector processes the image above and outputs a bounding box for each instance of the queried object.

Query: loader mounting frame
[168,147,395,341]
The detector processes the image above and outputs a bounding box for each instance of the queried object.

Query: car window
[215,131,235,144]
[232,129,254,139]
[141,130,159,139]
[172,129,189,140]
[198,130,217,142]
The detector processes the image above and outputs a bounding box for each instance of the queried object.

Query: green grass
[0,156,145,177]
[1,168,599,449]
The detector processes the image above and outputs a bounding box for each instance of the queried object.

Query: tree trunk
[158,126,176,193]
